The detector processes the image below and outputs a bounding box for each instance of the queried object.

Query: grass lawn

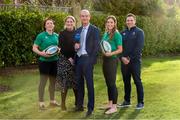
[0,56,180,119]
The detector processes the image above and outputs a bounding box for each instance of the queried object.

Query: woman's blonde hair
[64,15,76,29]
[105,15,118,40]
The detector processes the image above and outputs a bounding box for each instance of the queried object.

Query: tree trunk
[72,2,81,27]
[14,0,20,5]
[0,0,4,4]
[52,0,56,7]
[29,0,37,4]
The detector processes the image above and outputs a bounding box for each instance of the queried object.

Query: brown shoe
[49,101,60,107]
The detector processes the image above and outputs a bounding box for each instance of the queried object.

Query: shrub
[0,10,179,67]
[91,14,180,56]
[0,9,68,67]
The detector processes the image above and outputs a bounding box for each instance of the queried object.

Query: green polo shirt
[102,31,122,58]
[34,31,59,62]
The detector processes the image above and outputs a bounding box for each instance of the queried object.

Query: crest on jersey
[133,32,136,35]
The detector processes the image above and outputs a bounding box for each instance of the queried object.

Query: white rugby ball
[100,40,111,53]
[44,45,58,56]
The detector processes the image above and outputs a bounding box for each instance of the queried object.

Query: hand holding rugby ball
[44,45,59,56]
[100,40,111,53]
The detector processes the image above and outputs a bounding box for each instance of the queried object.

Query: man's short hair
[80,9,90,15]
[126,13,136,20]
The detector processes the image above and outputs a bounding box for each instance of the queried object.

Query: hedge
[91,14,180,56]
[0,9,180,67]
[0,9,68,67]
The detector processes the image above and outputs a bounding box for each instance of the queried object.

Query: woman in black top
[56,16,77,110]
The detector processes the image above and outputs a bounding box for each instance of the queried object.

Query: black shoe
[117,101,131,108]
[135,103,144,110]
[85,110,92,118]
[74,106,84,111]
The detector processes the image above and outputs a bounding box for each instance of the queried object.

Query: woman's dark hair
[105,15,118,40]
[43,18,55,31]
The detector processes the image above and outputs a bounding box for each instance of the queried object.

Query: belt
[80,54,88,57]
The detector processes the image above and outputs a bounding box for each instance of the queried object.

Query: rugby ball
[100,40,111,53]
[44,45,58,56]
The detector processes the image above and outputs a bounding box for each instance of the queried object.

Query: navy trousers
[75,55,94,111]
[121,61,144,104]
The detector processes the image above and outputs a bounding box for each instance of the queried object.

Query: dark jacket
[121,26,144,62]
[74,24,100,64]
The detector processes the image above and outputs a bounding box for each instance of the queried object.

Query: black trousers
[103,57,118,104]
[121,60,144,104]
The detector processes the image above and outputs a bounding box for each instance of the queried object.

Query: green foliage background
[0,9,68,67]
[93,0,164,16]
[91,14,180,56]
[0,9,180,67]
